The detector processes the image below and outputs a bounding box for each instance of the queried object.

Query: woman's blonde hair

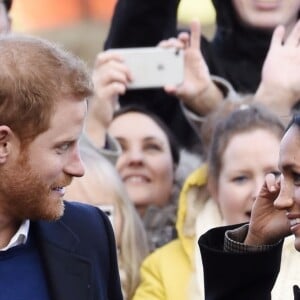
[67,137,149,299]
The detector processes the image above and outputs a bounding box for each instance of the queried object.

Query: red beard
[0,148,72,221]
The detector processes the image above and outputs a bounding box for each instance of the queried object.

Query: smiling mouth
[290,218,300,227]
[51,186,66,196]
[124,176,149,183]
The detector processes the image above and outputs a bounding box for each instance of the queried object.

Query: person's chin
[39,197,65,221]
[49,198,65,220]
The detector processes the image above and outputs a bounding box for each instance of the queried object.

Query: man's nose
[64,147,85,178]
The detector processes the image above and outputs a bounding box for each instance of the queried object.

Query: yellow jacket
[133,165,300,300]
[133,166,208,300]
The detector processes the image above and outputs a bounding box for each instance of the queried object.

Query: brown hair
[206,100,285,189]
[0,34,93,144]
[200,96,252,159]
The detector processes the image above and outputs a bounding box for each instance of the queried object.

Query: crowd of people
[2,0,300,299]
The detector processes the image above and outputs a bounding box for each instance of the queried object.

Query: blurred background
[10,0,216,67]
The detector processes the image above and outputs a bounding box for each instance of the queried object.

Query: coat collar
[294,285,300,300]
[31,219,92,300]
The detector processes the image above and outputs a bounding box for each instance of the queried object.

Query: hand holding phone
[109,47,184,89]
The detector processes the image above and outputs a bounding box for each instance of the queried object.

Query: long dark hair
[113,105,180,166]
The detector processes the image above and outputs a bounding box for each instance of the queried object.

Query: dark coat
[32,201,123,300]
[198,224,300,300]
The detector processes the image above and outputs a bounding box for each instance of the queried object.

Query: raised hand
[255,20,300,121]
[245,173,291,246]
[90,51,132,128]
[159,20,223,116]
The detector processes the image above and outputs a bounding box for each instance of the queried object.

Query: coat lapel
[31,220,92,300]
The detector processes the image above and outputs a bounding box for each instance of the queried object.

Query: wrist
[244,226,280,247]
[183,81,223,116]
[254,83,295,119]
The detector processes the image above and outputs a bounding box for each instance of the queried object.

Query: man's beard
[0,148,71,221]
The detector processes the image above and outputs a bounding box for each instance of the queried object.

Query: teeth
[125,176,147,183]
[53,187,65,193]
[290,218,300,227]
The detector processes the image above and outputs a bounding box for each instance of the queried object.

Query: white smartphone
[109,47,184,89]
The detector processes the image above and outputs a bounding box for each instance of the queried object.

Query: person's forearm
[254,82,295,123]
[182,80,223,116]
[181,76,238,117]
[199,224,282,300]
[225,224,281,253]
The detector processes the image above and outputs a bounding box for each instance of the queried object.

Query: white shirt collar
[0,219,30,251]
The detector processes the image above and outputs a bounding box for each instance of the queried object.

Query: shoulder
[61,201,114,241]
[63,200,106,222]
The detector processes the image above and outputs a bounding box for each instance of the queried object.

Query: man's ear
[0,125,13,164]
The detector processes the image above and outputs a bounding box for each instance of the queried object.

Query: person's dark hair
[113,105,180,166]
[3,0,12,12]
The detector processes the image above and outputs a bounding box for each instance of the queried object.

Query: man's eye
[60,143,70,151]
[57,143,71,153]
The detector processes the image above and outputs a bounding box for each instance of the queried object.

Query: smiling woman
[198,115,300,300]
[108,105,181,251]
[131,100,298,300]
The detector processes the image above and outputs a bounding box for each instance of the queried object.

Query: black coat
[198,224,300,300]
[104,0,279,150]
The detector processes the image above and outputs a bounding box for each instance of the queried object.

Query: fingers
[106,82,127,96]
[265,173,279,193]
[94,64,129,84]
[159,19,201,51]
[94,50,124,67]
[94,50,132,82]
[270,25,285,49]
[92,57,132,88]
[284,20,300,47]
[158,37,185,49]
[164,84,178,95]
[258,173,280,202]
[177,31,190,47]
[190,20,201,50]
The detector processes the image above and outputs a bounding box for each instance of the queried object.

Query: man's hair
[0,34,93,143]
